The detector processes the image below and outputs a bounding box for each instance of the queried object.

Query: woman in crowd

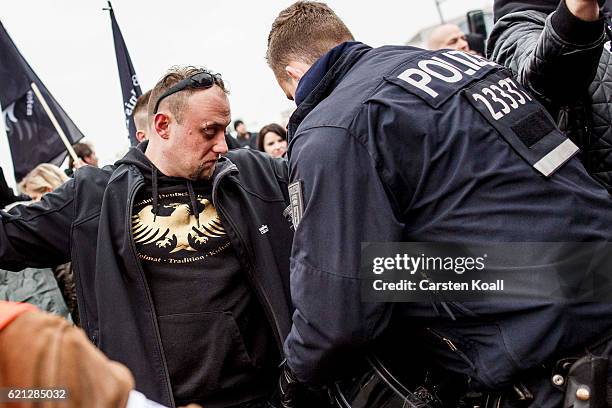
[0,163,78,324]
[257,123,288,158]
[18,163,69,201]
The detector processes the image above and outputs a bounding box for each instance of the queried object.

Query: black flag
[0,21,84,182]
[107,1,142,146]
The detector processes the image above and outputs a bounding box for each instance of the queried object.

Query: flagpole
[30,82,79,163]
[105,0,142,146]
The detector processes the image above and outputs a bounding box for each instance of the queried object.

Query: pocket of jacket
[157,311,254,399]
[425,327,477,372]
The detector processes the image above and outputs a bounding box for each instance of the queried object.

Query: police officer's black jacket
[487,0,612,194]
[283,42,612,397]
[0,146,293,407]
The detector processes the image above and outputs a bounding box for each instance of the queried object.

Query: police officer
[266,2,612,407]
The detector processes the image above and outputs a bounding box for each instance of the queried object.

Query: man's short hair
[266,1,354,80]
[233,120,244,131]
[147,66,228,124]
[134,90,151,119]
[134,89,151,132]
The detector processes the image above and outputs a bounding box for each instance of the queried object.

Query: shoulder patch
[288,180,304,230]
[463,70,578,177]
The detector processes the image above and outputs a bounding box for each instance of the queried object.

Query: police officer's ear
[285,61,309,83]
[285,65,304,83]
[282,61,311,100]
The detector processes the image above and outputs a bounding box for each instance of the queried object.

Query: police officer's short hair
[266,1,354,81]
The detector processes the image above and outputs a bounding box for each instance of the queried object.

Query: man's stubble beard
[188,161,216,181]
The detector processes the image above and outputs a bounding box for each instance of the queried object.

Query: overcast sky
[0,0,491,187]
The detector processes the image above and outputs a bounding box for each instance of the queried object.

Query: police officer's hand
[278,362,332,408]
[279,362,299,408]
[567,0,600,21]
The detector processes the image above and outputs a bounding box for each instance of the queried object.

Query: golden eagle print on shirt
[132,197,226,254]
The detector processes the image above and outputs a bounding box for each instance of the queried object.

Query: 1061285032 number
[469,77,533,121]
[0,388,69,402]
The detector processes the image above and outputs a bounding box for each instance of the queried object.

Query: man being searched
[266,2,612,407]
[0,66,294,408]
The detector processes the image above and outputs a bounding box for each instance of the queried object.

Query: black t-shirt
[132,178,278,407]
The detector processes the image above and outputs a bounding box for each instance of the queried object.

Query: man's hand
[566,0,600,21]
[73,159,87,169]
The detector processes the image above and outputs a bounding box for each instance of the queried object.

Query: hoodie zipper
[212,167,285,352]
[127,179,176,408]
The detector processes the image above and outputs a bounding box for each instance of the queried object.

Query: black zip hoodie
[117,145,279,407]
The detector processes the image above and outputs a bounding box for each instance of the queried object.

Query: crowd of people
[1,0,611,407]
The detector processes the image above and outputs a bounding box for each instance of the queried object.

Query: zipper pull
[443,337,458,352]
[426,327,459,352]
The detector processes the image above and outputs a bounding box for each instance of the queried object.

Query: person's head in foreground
[18,163,69,201]
[146,66,230,180]
[257,123,288,158]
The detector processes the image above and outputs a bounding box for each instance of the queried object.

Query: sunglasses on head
[153,71,222,113]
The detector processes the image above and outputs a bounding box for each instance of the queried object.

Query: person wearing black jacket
[0,66,293,408]
[0,166,29,208]
[487,0,612,194]
[266,2,612,407]
[233,120,259,149]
